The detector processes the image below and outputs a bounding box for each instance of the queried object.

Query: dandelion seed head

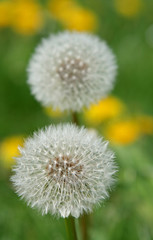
[11,124,117,218]
[28,32,117,112]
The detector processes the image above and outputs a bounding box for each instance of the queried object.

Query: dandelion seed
[11,124,117,218]
[28,31,117,112]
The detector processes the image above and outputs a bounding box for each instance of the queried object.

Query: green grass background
[0,0,153,239]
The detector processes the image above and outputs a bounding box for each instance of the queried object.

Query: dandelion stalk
[79,214,89,240]
[72,112,79,125]
[65,217,78,240]
[71,112,89,240]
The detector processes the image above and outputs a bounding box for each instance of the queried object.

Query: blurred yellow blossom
[62,7,97,31]
[44,106,64,118]
[137,115,153,135]
[49,0,97,32]
[49,0,74,18]
[11,0,43,35]
[0,1,12,27]
[0,136,23,168]
[114,0,142,17]
[106,120,140,145]
[84,96,124,126]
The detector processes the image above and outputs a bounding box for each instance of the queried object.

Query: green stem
[65,217,78,240]
[72,112,79,125]
[71,112,89,240]
[80,215,89,240]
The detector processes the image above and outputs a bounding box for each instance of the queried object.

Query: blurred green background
[0,0,153,239]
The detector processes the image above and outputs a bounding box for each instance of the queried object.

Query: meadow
[0,0,153,239]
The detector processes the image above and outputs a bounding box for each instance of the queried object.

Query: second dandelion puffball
[11,124,116,218]
[28,31,117,111]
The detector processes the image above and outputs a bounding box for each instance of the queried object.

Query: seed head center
[46,156,83,181]
[57,57,88,82]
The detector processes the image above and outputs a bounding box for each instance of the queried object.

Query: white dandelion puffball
[28,31,117,112]
[11,124,117,218]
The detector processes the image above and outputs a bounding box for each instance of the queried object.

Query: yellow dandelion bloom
[106,120,140,145]
[49,0,74,19]
[84,96,124,126]
[62,7,97,32]
[44,107,63,118]
[49,0,97,32]
[11,0,42,35]
[0,136,24,168]
[114,0,142,17]
[137,115,153,135]
[0,1,12,27]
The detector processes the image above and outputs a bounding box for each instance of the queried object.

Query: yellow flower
[49,0,97,32]
[0,1,12,27]
[49,0,74,18]
[61,7,97,32]
[136,115,153,135]
[84,96,124,126]
[114,0,142,17]
[0,136,24,168]
[44,107,63,118]
[106,120,140,145]
[11,0,43,35]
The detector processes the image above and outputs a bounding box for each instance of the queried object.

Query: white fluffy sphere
[11,124,117,218]
[28,31,117,112]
